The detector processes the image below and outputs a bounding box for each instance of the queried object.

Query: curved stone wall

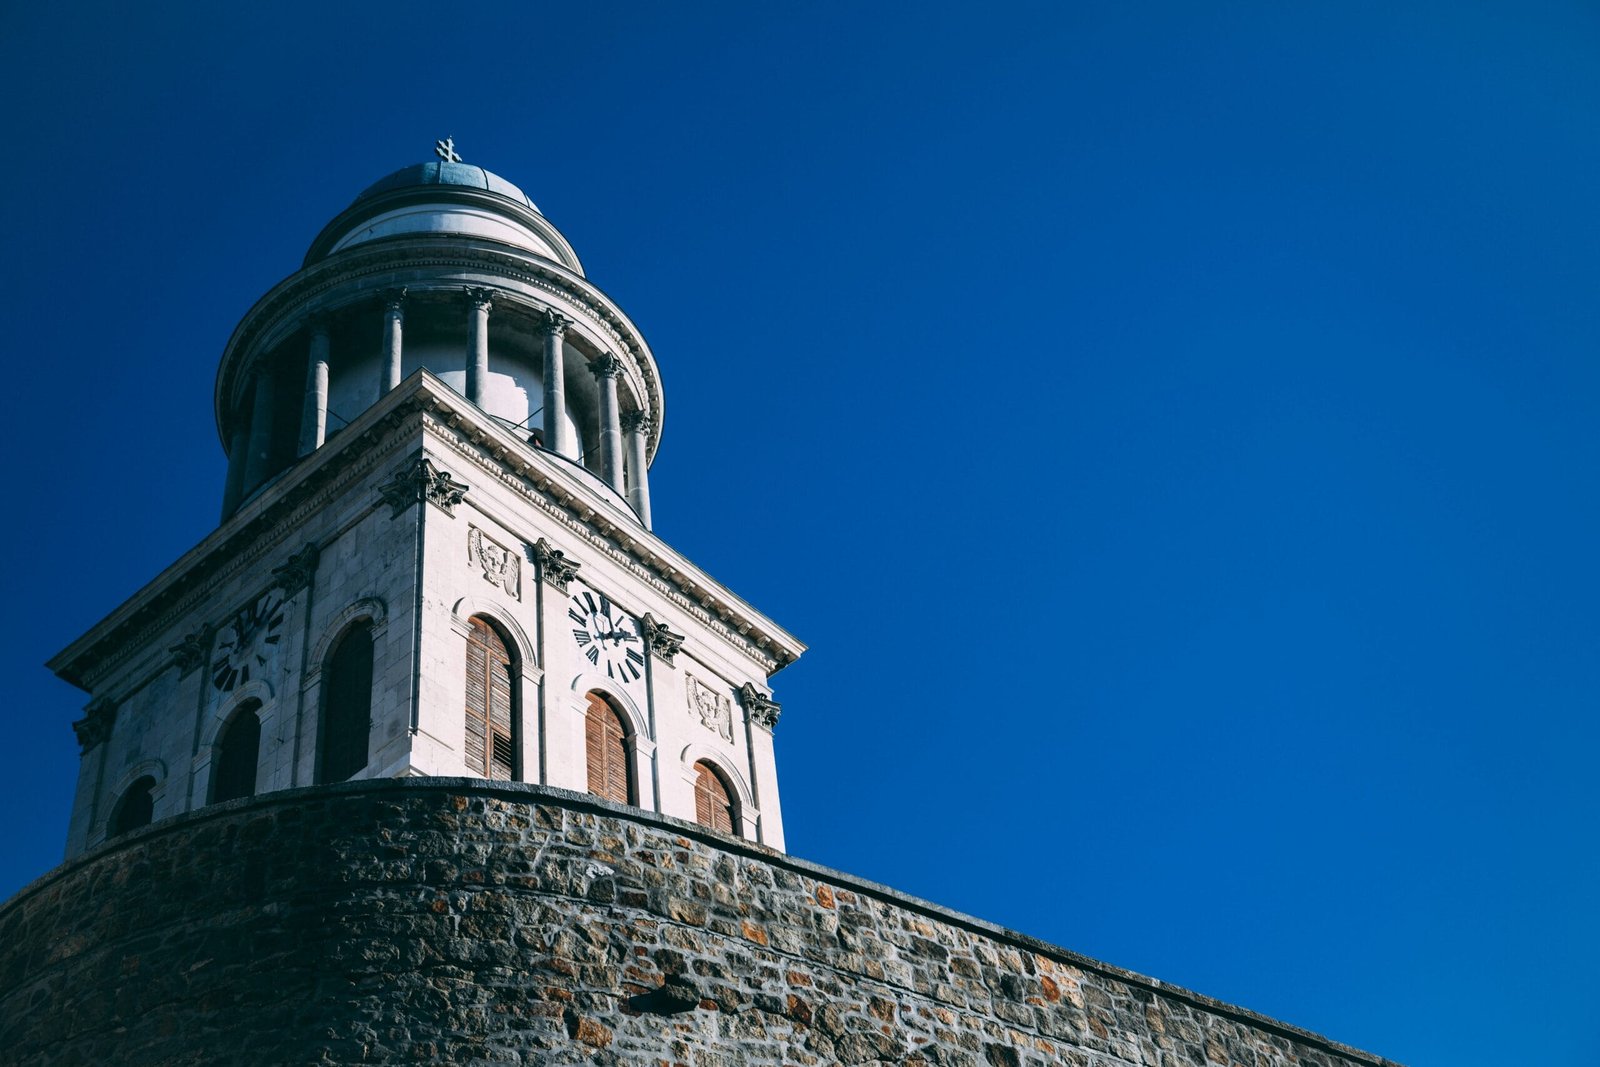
[0,780,1396,1066]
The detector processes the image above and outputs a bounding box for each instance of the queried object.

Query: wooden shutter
[693,761,736,834]
[585,692,630,804]
[466,617,515,778]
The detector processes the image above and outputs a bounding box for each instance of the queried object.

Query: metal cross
[435,137,462,163]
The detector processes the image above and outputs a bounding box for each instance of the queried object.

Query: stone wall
[0,780,1398,1066]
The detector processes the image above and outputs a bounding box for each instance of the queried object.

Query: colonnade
[226,288,653,527]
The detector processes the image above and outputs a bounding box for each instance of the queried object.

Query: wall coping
[1,778,1399,1067]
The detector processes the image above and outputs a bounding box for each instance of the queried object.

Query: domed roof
[354,160,540,213]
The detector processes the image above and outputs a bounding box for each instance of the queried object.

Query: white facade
[50,155,802,858]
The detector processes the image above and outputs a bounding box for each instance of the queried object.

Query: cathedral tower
[48,143,803,857]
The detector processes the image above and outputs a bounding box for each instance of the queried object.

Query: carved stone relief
[740,682,781,731]
[531,537,581,592]
[640,613,684,665]
[687,674,735,743]
[71,697,117,753]
[378,455,469,517]
[468,525,521,599]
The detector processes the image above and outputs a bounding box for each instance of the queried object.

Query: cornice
[422,400,803,674]
[214,237,663,463]
[49,395,427,692]
[52,373,801,693]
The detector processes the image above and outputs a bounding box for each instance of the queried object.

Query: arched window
[109,776,155,838]
[319,621,374,784]
[465,616,516,780]
[584,692,631,804]
[692,760,737,834]
[211,703,261,803]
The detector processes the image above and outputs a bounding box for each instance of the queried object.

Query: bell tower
[49,144,803,856]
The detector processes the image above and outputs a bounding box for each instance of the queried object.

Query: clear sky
[2,3,1596,1065]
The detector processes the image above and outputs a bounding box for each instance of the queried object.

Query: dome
[302,157,583,274]
[353,161,540,214]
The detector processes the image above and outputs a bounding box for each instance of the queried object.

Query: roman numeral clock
[568,584,645,685]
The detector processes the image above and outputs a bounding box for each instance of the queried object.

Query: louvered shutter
[488,651,514,780]
[464,620,490,774]
[693,761,736,834]
[585,693,630,804]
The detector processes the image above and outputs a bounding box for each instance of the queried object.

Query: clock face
[211,591,285,692]
[568,587,644,683]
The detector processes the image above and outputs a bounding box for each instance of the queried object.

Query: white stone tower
[48,144,804,857]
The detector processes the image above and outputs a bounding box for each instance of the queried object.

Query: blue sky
[2,3,1597,1064]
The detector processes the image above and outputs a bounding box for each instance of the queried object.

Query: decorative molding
[167,625,213,676]
[468,525,521,599]
[464,285,495,312]
[588,351,624,380]
[52,397,427,692]
[425,412,796,673]
[640,613,684,665]
[531,537,580,592]
[538,307,571,337]
[620,410,651,435]
[739,683,781,731]
[378,455,469,517]
[72,697,117,753]
[270,542,321,596]
[688,675,735,743]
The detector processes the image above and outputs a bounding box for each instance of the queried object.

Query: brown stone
[569,1016,612,1049]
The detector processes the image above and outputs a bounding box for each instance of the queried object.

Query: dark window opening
[319,621,374,784]
[211,703,261,803]
[109,776,156,838]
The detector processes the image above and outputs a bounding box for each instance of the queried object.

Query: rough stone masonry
[0,779,1400,1066]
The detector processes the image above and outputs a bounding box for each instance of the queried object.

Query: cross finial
[435,136,462,163]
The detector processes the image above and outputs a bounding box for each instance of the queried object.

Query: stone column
[297,314,330,457]
[242,366,277,490]
[380,288,406,393]
[464,287,493,406]
[621,410,653,527]
[588,352,626,494]
[538,308,576,458]
[221,417,250,519]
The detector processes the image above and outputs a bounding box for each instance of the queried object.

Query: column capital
[270,541,321,596]
[380,287,407,312]
[588,352,624,380]
[640,613,684,665]
[531,537,582,592]
[167,625,214,676]
[464,286,495,312]
[538,307,572,337]
[620,409,652,435]
[377,455,469,517]
[71,697,117,753]
[306,309,331,334]
[739,683,781,731]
